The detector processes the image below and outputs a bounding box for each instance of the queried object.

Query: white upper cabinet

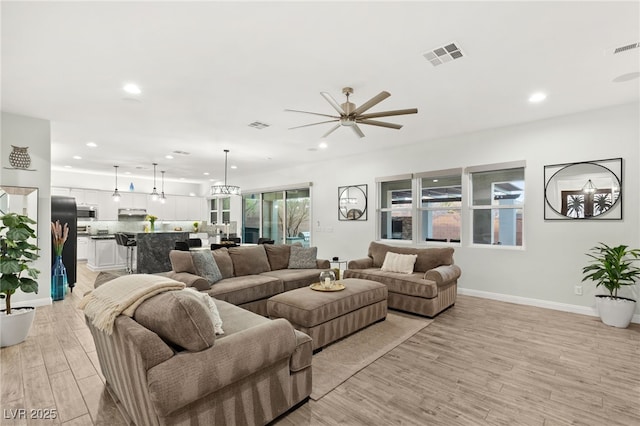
[98,191,119,221]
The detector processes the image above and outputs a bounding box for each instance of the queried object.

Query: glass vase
[51,255,67,301]
[150,221,155,232]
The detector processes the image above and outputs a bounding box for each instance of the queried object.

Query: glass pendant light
[210,149,241,197]
[150,163,160,201]
[160,170,167,204]
[112,165,121,202]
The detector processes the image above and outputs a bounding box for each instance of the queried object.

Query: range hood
[118,208,147,221]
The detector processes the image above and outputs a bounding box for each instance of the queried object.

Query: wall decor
[4,145,36,171]
[544,158,622,220]
[338,184,367,221]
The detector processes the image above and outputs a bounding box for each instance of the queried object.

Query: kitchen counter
[135,231,189,274]
[90,235,115,240]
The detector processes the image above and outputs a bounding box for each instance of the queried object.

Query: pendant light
[210,149,241,197]
[112,165,121,202]
[160,170,167,204]
[582,179,597,194]
[150,163,160,201]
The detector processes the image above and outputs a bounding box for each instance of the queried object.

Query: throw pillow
[288,246,318,269]
[228,246,271,276]
[183,287,224,335]
[134,290,216,351]
[264,244,291,271]
[191,251,223,286]
[381,252,418,274]
[212,248,234,278]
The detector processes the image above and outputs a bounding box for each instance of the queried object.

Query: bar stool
[115,233,137,273]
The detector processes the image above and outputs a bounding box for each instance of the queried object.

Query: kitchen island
[135,231,190,274]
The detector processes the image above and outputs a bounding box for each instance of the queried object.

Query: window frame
[467,161,526,249]
[416,168,463,245]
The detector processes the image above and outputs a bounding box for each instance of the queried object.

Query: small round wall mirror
[338,185,368,221]
[544,159,622,219]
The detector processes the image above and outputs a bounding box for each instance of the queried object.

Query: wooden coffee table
[267,278,388,351]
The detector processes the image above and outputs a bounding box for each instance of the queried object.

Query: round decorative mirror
[544,160,621,219]
[338,185,368,221]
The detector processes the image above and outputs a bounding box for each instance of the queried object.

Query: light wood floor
[2,264,639,425]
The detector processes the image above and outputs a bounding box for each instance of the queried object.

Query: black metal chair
[188,238,202,247]
[257,237,275,245]
[115,232,137,273]
[175,241,190,251]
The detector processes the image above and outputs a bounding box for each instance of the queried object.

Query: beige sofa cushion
[264,244,291,271]
[169,250,196,274]
[229,245,271,276]
[381,252,417,274]
[212,248,234,278]
[368,241,454,272]
[134,290,216,352]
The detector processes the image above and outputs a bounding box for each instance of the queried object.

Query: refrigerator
[51,196,77,289]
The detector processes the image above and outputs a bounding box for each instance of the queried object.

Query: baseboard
[457,288,640,324]
[1,297,52,310]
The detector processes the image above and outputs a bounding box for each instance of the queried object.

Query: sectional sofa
[344,241,461,317]
[167,244,331,316]
[86,281,313,426]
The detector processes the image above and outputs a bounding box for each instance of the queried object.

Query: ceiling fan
[286,87,418,138]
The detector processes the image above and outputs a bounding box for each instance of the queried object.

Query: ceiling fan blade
[321,123,341,138]
[358,108,418,119]
[351,91,391,116]
[289,119,339,130]
[351,124,365,138]
[320,92,347,115]
[285,109,339,119]
[358,119,403,129]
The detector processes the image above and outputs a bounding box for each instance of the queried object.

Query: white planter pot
[0,307,36,347]
[596,296,636,328]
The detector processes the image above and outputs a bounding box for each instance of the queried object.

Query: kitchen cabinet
[70,189,99,206]
[98,191,119,221]
[174,195,205,220]
[51,187,70,197]
[77,236,89,260]
[87,238,126,271]
[119,192,149,211]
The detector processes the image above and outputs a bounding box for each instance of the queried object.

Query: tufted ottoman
[267,278,388,351]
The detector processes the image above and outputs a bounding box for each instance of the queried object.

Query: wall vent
[423,42,464,67]
[248,121,270,129]
[613,42,639,54]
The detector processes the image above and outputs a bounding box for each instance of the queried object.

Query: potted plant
[582,242,640,328]
[0,212,40,347]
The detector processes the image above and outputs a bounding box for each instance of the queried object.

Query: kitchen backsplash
[78,220,217,235]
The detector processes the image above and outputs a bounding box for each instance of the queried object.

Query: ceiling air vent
[248,121,270,129]
[613,42,639,54]
[423,42,464,67]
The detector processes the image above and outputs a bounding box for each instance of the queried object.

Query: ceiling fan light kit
[286,87,418,138]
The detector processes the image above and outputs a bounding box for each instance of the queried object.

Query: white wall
[235,102,640,317]
[1,112,52,308]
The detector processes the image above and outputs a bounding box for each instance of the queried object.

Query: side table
[329,259,348,279]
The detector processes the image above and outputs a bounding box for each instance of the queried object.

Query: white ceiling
[2,1,639,185]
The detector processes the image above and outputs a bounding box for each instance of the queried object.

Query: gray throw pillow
[191,251,223,286]
[288,246,318,269]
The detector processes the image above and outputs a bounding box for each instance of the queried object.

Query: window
[469,164,524,246]
[377,175,413,241]
[242,184,311,245]
[418,170,462,243]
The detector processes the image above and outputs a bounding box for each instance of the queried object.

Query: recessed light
[125,171,131,175]
[230,165,237,169]
[86,142,97,148]
[528,92,547,103]
[189,193,196,197]
[203,172,210,176]
[165,155,174,160]
[319,142,328,149]
[73,155,82,160]
[123,83,141,95]
[433,179,439,183]
[64,165,72,169]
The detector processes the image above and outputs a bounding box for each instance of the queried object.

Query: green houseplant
[0,212,40,347]
[582,242,640,328]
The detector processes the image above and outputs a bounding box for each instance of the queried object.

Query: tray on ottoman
[267,278,388,351]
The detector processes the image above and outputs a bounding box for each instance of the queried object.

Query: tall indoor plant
[0,212,40,346]
[582,242,640,328]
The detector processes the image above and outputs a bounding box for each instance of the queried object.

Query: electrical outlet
[574,285,583,295]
